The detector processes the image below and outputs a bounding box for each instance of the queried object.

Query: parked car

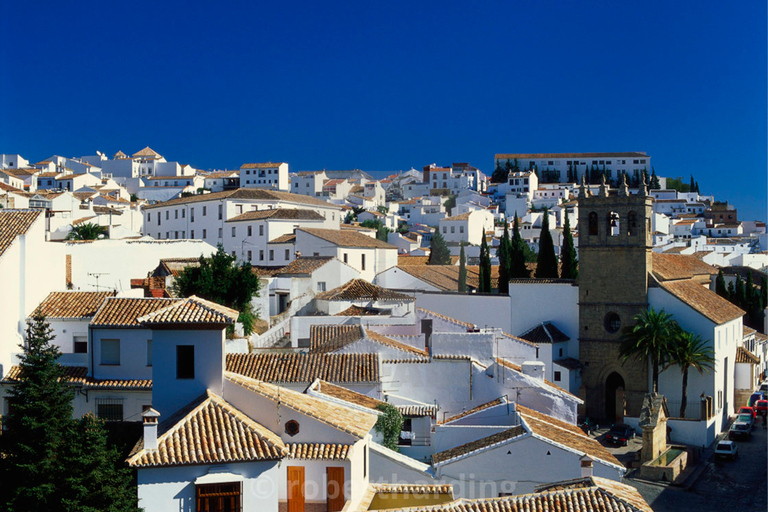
[738,406,757,419]
[748,392,764,408]
[728,421,752,440]
[605,424,635,446]
[755,400,768,417]
[736,413,754,429]
[714,440,738,461]
[759,382,768,393]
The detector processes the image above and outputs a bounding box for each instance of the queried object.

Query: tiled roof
[440,397,506,424]
[137,296,239,326]
[240,162,285,169]
[226,353,379,383]
[132,146,162,158]
[417,307,474,329]
[366,329,429,358]
[743,326,756,337]
[227,208,324,222]
[432,425,527,465]
[72,216,96,227]
[143,188,338,210]
[225,373,378,438]
[335,305,390,316]
[520,406,622,467]
[0,182,24,193]
[310,324,364,352]
[127,391,286,468]
[495,151,648,159]
[316,279,415,302]
[311,379,384,410]
[659,280,744,325]
[495,358,577,397]
[652,253,717,281]
[268,233,296,244]
[396,405,437,417]
[298,228,397,249]
[90,297,178,327]
[441,212,473,221]
[32,291,117,319]
[519,322,570,344]
[156,257,200,277]
[204,171,238,179]
[0,209,41,258]
[736,346,760,364]
[286,443,352,460]
[554,357,583,370]
[276,256,333,275]
[3,366,151,390]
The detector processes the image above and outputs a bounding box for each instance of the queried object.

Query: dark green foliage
[374,403,404,451]
[428,230,451,265]
[560,213,578,279]
[715,270,728,298]
[67,222,107,240]
[360,220,391,241]
[1,315,140,512]
[727,280,735,298]
[535,211,558,278]
[497,221,511,294]
[762,277,768,307]
[397,223,409,234]
[735,275,746,309]
[377,205,389,215]
[665,177,692,193]
[443,195,456,216]
[491,162,508,184]
[458,242,467,293]
[479,235,492,292]
[509,213,529,278]
[619,307,677,393]
[173,244,261,335]
[649,168,661,190]
[344,211,355,224]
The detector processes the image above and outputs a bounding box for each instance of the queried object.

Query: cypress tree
[428,229,451,265]
[479,235,492,292]
[727,280,736,300]
[458,242,467,292]
[650,168,661,189]
[735,275,746,308]
[535,210,559,278]
[560,213,578,279]
[761,276,768,307]
[715,270,728,298]
[689,175,695,193]
[498,220,511,294]
[510,212,529,278]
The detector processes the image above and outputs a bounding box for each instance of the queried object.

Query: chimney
[580,455,594,478]
[521,361,545,381]
[142,408,161,450]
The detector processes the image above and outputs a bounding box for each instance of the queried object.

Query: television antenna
[88,272,109,291]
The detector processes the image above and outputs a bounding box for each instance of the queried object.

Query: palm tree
[669,331,715,418]
[66,222,106,240]
[618,307,677,393]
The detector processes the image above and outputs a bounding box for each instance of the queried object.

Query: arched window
[607,212,620,237]
[588,212,598,236]
[627,211,638,236]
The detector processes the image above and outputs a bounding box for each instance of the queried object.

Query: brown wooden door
[287,466,305,512]
[326,466,345,512]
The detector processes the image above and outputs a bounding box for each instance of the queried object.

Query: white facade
[494,152,651,184]
[240,162,289,191]
[291,171,328,196]
[438,210,494,245]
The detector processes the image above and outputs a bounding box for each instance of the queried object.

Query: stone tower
[578,176,653,420]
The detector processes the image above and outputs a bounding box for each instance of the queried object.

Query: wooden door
[326,466,345,512]
[287,466,305,512]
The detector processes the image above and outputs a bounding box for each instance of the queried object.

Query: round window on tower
[285,420,300,437]
[604,312,621,334]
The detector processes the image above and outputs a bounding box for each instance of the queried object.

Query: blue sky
[1,1,765,221]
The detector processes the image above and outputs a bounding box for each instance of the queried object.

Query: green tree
[458,242,467,293]
[497,221,511,294]
[727,280,735,299]
[619,307,677,393]
[478,235,492,292]
[67,222,107,240]
[509,212,529,278]
[374,403,404,451]
[428,230,451,265]
[173,245,261,335]
[735,275,746,309]
[535,210,558,278]
[344,211,355,224]
[668,331,715,418]
[761,276,767,309]
[715,270,728,298]
[377,205,389,215]
[491,161,508,184]
[649,168,661,190]
[443,195,456,216]
[560,213,578,279]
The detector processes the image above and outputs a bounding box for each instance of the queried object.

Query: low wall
[668,416,716,448]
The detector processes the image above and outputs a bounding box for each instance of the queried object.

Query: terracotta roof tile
[268,233,296,244]
[311,379,384,410]
[90,298,178,327]
[440,397,506,424]
[226,353,379,383]
[225,373,378,438]
[495,358,577,397]
[143,188,338,210]
[286,443,352,460]
[240,162,285,169]
[659,280,744,325]
[651,253,717,281]
[155,257,200,277]
[32,291,117,319]
[316,279,415,301]
[396,405,437,417]
[137,296,239,326]
[127,391,286,468]
[334,305,390,316]
[365,329,429,358]
[227,208,324,222]
[432,425,527,465]
[2,365,151,390]
[520,322,570,344]
[417,308,473,329]
[736,346,760,364]
[298,227,397,249]
[276,256,333,275]
[495,151,648,159]
[132,146,162,158]
[310,325,364,352]
[0,209,42,258]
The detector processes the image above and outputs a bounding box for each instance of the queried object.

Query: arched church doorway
[605,372,625,423]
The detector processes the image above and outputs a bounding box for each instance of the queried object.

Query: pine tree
[428,230,451,265]
[535,210,559,278]
[458,242,467,292]
[715,270,728,298]
[560,213,578,279]
[492,161,507,184]
[497,221,511,294]
[479,235,492,292]
[509,212,529,278]
[650,168,661,189]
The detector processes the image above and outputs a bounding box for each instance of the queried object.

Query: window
[285,249,290,260]
[218,228,223,238]
[247,250,252,262]
[343,253,348,263]
[196,482,242,512]
[73,335,88,354]
[259,225,264,236]
[203,206,207,216]
[202,229,207,238]
[604,313,621,334]
[100,339,120,365]
[559,348,563,357]
[146,340,152,366]
[554,371,562,382]
[181,209,185,218]
[259,250,264,261]
[231,226,236,237]
[285,420,300,436]
[247,225,252,236]
[588,212,598,236]
[175,210,178,219]
[450,226,455,233]
[191,230,194,238]
[157,213,161,226]
[361,254,366,271]
[176,345,195,379]
[317,282,326,292]
[175,231,179,239]
[460,226,464,233]
[236,204,242,214]
[269,250,274,261]
[96,399,123,422]
[218,204,223,220]
[191,207,195,222]
[443,226,447,233]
